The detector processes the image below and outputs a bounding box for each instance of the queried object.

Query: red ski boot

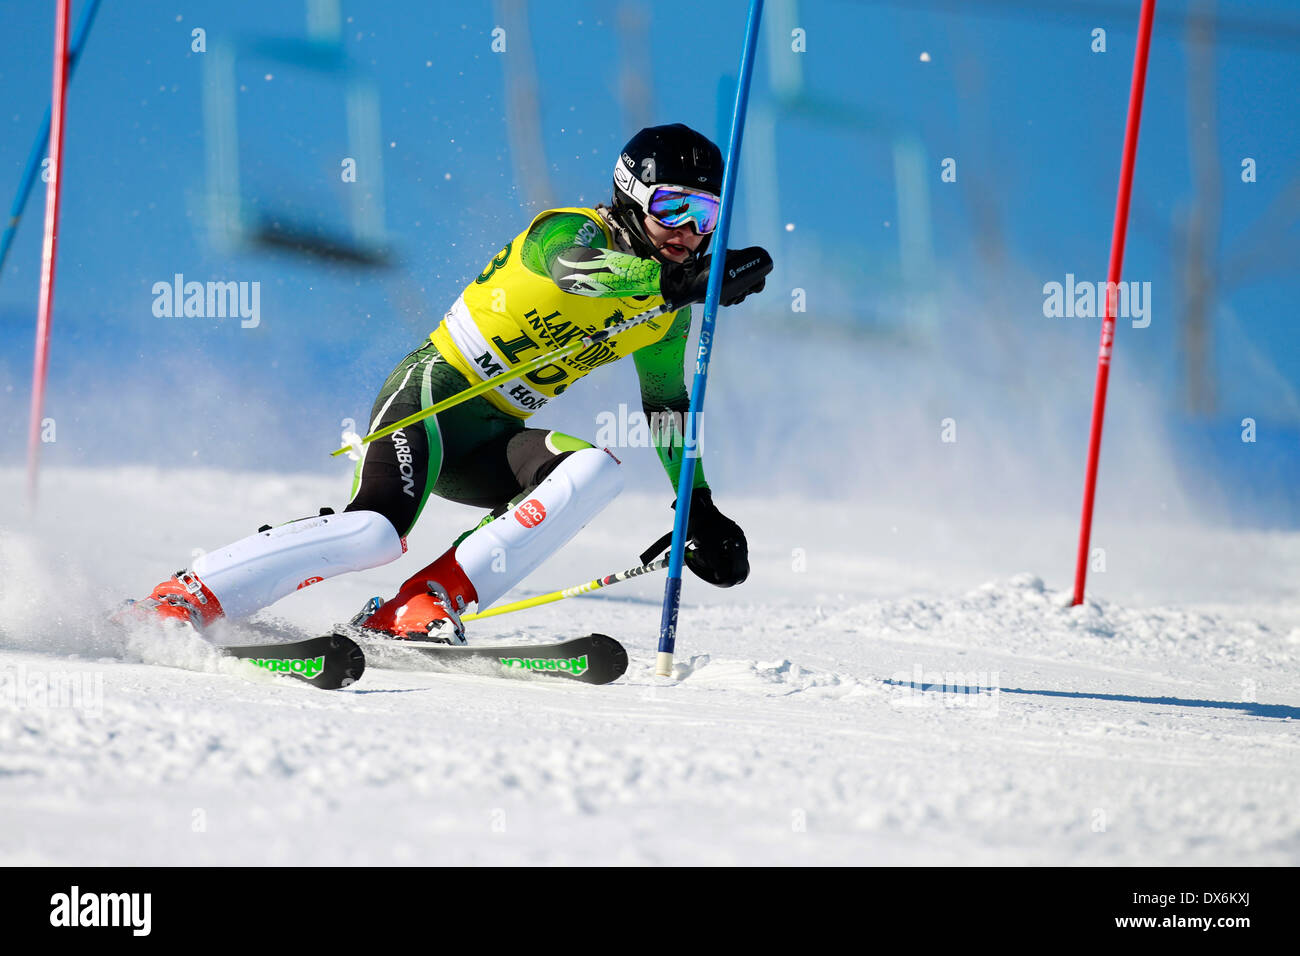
[359,546,477,644]
[115,570,226,631]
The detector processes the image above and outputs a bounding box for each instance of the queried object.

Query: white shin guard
[457,448,623,609]
[192,510,405,620]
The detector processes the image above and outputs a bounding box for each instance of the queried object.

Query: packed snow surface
[1,467,1297,865]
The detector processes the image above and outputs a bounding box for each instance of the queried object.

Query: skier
[125,124,772,643]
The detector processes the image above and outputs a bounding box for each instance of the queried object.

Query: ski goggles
[615,162,721,234]
[646,185,720,234]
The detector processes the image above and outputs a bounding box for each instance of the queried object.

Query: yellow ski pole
[330,302,675,458]
[462,557,668,622]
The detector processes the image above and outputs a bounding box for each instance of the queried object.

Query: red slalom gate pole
[26,0,72,504]
[1072,0,1157,605]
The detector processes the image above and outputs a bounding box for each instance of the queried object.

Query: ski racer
[125,123,773,644]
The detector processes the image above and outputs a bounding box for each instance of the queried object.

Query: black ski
[221,633,366,690]
[349,631,628,685]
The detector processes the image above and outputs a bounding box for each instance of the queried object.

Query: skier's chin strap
[596,203,644,257]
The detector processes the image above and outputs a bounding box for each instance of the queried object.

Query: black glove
[680,488,750,588]
[659,246,773,310]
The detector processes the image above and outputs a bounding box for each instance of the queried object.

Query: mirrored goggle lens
[647,186,720,234]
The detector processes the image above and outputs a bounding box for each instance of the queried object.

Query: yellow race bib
[430,207,676,417]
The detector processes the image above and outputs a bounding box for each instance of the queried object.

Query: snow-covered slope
[1,467,1297,865]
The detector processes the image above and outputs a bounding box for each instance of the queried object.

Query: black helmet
[611,123,724,262]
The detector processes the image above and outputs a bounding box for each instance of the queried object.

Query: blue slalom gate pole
[655,0,765,677]
[0,0,102,280]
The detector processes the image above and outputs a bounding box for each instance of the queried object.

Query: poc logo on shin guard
[515,499,547,529]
